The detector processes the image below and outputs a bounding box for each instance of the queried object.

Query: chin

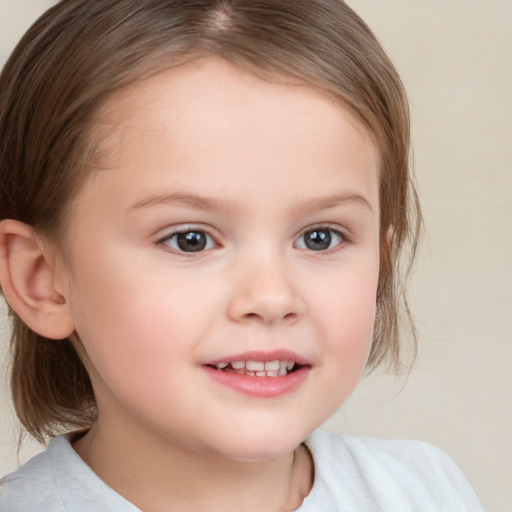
[203,426,312,462]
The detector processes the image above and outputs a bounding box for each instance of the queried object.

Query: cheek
[68,258,215,394]
[312,265,378,365]
[292,268,377,428]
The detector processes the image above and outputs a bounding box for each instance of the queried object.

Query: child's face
[61,58,380,460]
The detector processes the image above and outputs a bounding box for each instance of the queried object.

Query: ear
[0,219,75,339]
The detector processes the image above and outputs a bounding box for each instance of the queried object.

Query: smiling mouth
[208,360,301,377]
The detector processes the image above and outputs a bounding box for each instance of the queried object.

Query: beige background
[1,1,511,510]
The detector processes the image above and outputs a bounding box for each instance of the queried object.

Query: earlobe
[0,219,75,339]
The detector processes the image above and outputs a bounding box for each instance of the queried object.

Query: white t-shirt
[0,429,483,511]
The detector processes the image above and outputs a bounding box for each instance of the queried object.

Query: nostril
[242,311,297,323]
[228,286,303,324]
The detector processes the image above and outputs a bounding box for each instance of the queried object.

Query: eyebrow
[292,193,374,215]
[127,191,374,214]
[127,192,235,213]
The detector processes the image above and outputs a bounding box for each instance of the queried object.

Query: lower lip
[202,366,310,398]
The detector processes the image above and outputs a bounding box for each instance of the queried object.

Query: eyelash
[295,225,348,254]
[157,226,217,256]
[156,225,349,256]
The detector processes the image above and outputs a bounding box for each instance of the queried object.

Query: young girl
[0,1,482,510]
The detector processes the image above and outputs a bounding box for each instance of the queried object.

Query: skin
[52,58,381,511]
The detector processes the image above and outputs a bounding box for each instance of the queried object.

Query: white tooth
[287,361,295,370]
[256,371,266,377]
[246,360,265,371]
[245,371,256,376]
[231,361,245,369]
[265,360,280,371]
[215,362,229,369]
[280,361,287,371]
[267,370,279,377]
[279,366,287,376]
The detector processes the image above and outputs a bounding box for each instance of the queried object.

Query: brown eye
[163,231,214,253]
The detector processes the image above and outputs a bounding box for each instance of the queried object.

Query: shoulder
[308,428,466,477]
[0,438,66,512]
[0,435,141,512]
[303,429,483,512]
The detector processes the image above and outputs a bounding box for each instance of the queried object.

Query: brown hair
[0,0,421,442]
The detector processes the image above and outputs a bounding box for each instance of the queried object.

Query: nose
[227,253,304,325]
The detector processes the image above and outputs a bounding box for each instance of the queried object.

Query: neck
[73,419,313,512]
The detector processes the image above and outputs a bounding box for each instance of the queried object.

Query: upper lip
[203,349,310,367]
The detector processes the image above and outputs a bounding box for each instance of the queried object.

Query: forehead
[94,58,377,160]
[76,58,379,218]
